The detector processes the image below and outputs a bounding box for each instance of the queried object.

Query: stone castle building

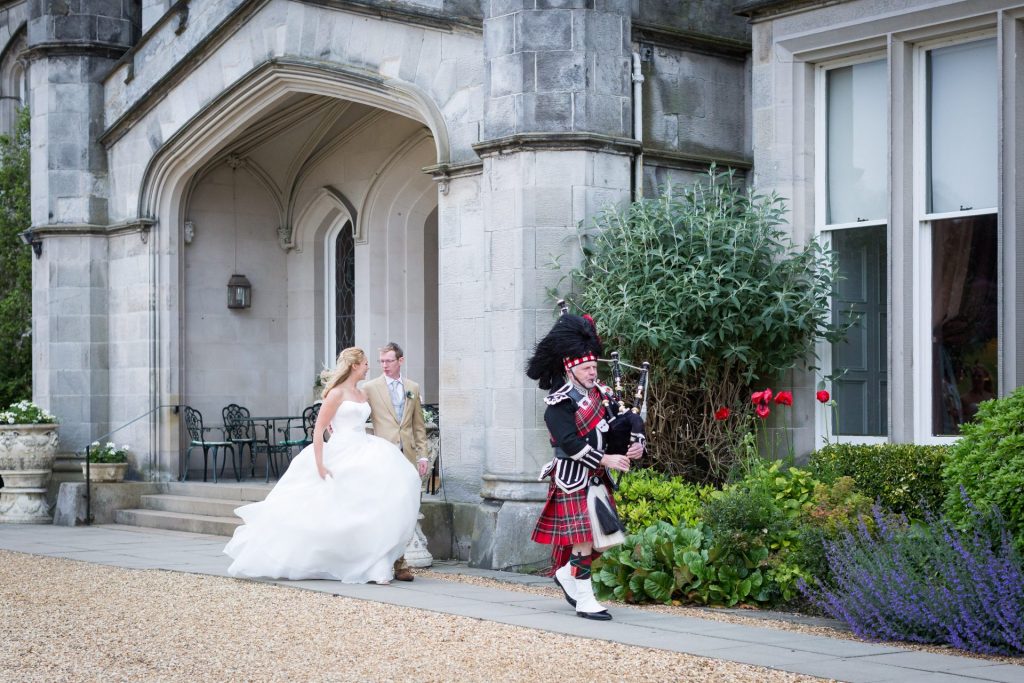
[8,0,1021,568]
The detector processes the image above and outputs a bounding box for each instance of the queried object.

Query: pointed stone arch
[138,58,450,221]
[291,185,360,369]
[132,59,450,474]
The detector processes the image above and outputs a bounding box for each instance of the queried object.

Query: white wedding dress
[224,400,421,583]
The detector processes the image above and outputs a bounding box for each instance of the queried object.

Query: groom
[364,341,429,582]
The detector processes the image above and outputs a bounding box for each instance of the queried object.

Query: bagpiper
[526,313,644,620]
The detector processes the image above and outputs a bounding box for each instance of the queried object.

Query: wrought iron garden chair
[222,403,272,480]
[423,403,441,494]
[277,403,322,459]
[181,406,239,483]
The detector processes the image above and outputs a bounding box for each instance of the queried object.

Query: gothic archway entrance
[137,64,445,478]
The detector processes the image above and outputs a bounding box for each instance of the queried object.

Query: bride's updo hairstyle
[320,347,366,399]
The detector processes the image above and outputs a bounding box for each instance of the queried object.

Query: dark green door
[831,226,887,436]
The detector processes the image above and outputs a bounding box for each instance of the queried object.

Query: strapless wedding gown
[224,400,421,583]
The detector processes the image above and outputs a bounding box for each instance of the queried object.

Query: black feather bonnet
[526,314,602,391]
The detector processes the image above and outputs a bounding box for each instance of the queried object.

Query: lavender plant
[800,495,1024,655]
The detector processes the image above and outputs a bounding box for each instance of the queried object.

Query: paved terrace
[0,524,1021,683]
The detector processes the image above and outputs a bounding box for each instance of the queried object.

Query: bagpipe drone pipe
[556,300,650,481]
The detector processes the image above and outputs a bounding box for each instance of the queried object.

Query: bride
[224,347,421,583]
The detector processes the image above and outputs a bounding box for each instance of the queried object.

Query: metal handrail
[83,403,181,525]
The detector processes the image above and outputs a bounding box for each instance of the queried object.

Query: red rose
[816,390,830,404]
[751,390,764,405]
[763,388,773,403]
[774,390,793,406]
[714,407,730,421]
[756,403,770,419]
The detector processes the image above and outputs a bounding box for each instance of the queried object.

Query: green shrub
[615,468,713,534]
[593,522,771,607]
[596,458,878,607]
[809,443,949,516]
[0,107,31,408]
[943,387,1024,552]
[704,458,818,600]
[791,477,874,588]
[560,167,849,483]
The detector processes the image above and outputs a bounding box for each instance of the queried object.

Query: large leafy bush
[614,468,713,534]
[595,457,872,606]
[0,107,30,407]
[810,443,949,516]
[801,502,1024,656]
[943,386,1024,552]
[563,168,848,482]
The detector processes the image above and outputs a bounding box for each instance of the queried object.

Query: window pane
[827,60,887,224]
[931,214,998,436]
[335,221,355,356]
[830,225,888,436]
[928,39,997,213]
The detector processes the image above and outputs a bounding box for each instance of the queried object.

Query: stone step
[161,481,273,502]
[113,509,241,537]
[141,494,244,519]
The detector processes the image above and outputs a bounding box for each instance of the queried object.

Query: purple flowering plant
[799,490,1024,656]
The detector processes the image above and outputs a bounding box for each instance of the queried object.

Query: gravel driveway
[0,550,830,682]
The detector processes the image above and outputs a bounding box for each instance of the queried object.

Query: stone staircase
[114,482,274,536]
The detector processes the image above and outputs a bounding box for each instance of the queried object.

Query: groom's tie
[388,378,405,422]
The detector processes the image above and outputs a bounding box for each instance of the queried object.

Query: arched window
[333,220,355,356]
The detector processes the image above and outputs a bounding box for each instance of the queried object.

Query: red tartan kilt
[532,479,617,547]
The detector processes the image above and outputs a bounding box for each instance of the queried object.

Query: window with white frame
[919,37,998,438]
[821,58,888,438]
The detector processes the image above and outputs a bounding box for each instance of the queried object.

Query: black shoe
[576,609,612,621]
[553,575,577,608]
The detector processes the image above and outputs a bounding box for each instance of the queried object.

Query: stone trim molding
[422,160,483,195]
[643,148,753,173]
[32,219,157,243]
[0,22,27,67]
[632,22,751,60]
[23,42,132,62]
[304,0,482,33]
[288,185,359,252]
[472,133,641,159]
[733,0,835,22]
[106,0,268,91]
[479,474,549,503]
[133,57,452,218]
[355,127,434,243]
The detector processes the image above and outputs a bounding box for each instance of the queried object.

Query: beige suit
[363,374,427,466]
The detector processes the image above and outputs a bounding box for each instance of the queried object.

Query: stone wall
[633,0,752,194]
[0,3,28,137]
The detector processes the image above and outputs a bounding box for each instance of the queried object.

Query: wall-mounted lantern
[227,273,252,309]
[19,229,42,258]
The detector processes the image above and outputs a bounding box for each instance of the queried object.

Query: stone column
[470,0,635,569]
[26,3,140,473]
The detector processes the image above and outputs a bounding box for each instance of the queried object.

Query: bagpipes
[557,300,650,481]
[557,300,650,550]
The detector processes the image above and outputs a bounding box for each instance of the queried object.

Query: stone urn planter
[81,462,128,483]
[0,424,60,523]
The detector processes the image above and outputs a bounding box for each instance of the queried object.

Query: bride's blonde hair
[320,347,366,399]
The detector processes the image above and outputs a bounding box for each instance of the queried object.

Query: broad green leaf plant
[562,167,849,482]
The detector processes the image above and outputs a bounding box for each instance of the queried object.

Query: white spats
[574,577,612,621]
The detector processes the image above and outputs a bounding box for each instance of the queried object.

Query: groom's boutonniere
[405,390,414,400]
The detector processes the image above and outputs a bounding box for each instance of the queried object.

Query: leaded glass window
[335,221,354,356]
